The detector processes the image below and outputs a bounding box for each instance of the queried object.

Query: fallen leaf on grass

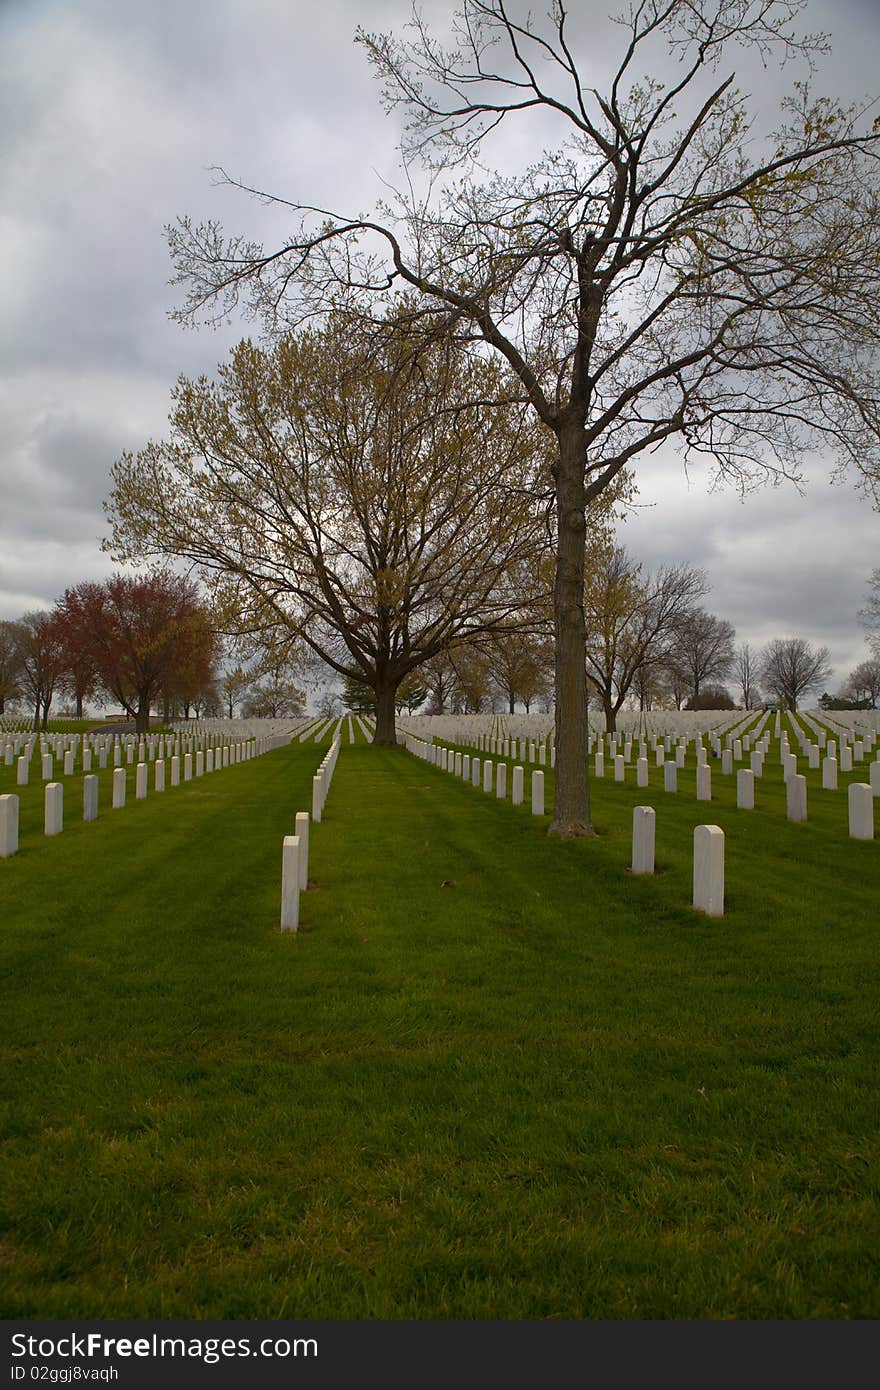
[440,879,457,888]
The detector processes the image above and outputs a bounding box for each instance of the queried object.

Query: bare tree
[584,542,708,730]
[167,1,880,834]
[632,660,671,712]
[734,641,760,710]
[846,657,880,708]
[221,664,251,719]
[670,607,736,700]
[860,569,880,658]
[0,620,25,716]
[449,643,496,713]
[484,629,554,713]
[421,650,458,714]
[661,657,692,711]
[17,612,64,730]
[106,321,547,745]
[760,636,832,710]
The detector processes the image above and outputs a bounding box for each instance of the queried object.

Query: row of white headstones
[402,712,876,916]
[280,732,344,932]
[0,728,306,859]
[401,707,879,819]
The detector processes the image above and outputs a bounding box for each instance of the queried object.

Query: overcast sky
[1,0,878,697]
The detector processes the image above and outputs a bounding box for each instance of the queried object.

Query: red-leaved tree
[57,574,218,732]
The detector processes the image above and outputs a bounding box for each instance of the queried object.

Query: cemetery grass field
[1,723,878,1319]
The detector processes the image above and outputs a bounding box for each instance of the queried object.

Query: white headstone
[0,794,19,857]
[295,811,310,890]
[736,768,755,810]
[496,763,507,799]
[663,761,677,793]
[786,774,807,822]
[44,782,63,836]
[112,768,126,809]
[83,774,98,822]
[136,762,147,799]
[16,756,28,786]
[693,824,724,916]
[631,805,655,875]
[848,783,874,840]
[280,834,300,931]
[512,766,524,806]
[821,757,838,790]
[696,764,711,801]
[531,770,545,816]
[636,756,649,787]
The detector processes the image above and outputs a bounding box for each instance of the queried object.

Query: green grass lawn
[0,724,878,1319]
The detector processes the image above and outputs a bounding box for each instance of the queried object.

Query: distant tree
[17,611,64,730]
[584,542,708,731]
[421,652,457,716]
[859,570,880,658]
[58,574,217,733]
[0,620,25,716]
[670,609,736,701]
[760,638,833,711]
[846,658,880,708]
[734,642,760,711]
[685,685,735,711]
[632,661,673,712]
[221,665,251,719]
[395,672,429,714]
[341,670,375,713]
[450,645,495,714]
[661,658,692,712]
[244,665,307,719]
[51,594,103,717]
[484,629,553,715]
[315,690,342,720]
[819,690,871,711]
[166,623,222,718]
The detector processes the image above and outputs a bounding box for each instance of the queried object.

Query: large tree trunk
[373,682,399,746]
[75,693,84,718]
[136,692,151,734]
[602,691,616,734]
[550,426,593,837]
[508,692,515,714]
